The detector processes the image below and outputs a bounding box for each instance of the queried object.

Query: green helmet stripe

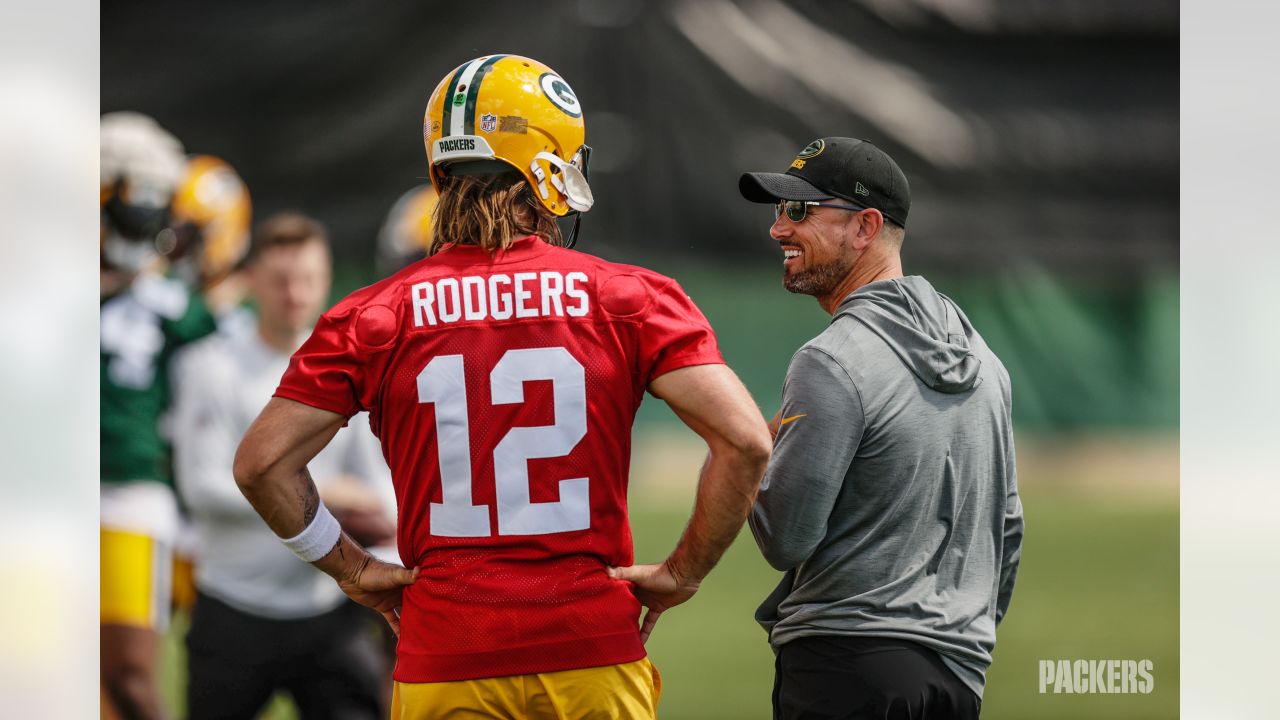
[463,54,506,134]
[439,62,467,138]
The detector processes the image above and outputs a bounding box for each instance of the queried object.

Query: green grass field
[161,442,1178,719]
[632,486,1179,719]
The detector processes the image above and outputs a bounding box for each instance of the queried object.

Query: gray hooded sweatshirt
[749,275,1023,699]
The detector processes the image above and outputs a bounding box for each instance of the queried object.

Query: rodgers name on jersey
[410,271,590,327]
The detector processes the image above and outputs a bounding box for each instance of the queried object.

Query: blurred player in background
[100,111,216,720]
[232,54,772,719]
[376,184,438,277]
[172,212,397,720]
[164,154,255,621]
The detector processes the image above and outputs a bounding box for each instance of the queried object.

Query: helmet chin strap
[529,151,591,249]
[566,212,583,249]
[565,144,591,249]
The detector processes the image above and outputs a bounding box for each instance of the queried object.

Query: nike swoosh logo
[779,413,807,426]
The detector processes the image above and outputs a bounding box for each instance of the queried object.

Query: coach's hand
[607,561,701,643]
[325,534,418,636]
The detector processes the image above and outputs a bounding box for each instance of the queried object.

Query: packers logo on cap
[790,139,825,169]
[797,139,825,159]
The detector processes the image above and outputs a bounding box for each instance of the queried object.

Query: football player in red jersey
[233,54,772,718]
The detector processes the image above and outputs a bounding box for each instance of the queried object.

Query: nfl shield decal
[480,113,497,133]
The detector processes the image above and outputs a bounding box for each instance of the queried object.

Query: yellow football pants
[392,658,662,720]
[100,528,171,630]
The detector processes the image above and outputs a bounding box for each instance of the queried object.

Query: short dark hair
[248,211,329,264]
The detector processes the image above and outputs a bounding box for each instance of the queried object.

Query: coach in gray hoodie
[739,137,1023,720]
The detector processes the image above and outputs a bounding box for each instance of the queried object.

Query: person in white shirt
[172,212,397,720]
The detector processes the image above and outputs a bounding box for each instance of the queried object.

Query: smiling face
[771,201,862,298]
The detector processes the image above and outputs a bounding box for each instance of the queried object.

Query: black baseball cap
[739,137,910,227]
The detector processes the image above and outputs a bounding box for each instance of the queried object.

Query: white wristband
[281,501,341,562]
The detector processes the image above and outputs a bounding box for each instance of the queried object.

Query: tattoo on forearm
[298,468,320,526]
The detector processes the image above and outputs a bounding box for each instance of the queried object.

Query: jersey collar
[430,235,555,266]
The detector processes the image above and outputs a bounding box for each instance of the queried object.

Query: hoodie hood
[836,276,982,393]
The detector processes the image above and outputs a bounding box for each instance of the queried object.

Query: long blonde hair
[428,172,562,256]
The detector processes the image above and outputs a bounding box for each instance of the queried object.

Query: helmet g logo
[540,73,582,118]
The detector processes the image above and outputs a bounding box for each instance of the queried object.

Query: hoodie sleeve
[996,433,1024,624]
[749,346,864,571]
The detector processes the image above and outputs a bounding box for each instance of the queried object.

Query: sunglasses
[774,200,866,223]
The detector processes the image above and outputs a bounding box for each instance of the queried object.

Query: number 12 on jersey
[417,347,589,537]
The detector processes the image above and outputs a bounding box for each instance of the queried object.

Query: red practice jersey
[274,236,724,682]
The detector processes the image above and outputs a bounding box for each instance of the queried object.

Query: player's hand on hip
[335,551,419,637]
[607,561,701,643]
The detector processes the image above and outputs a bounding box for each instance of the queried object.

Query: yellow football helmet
[423,54,593,217]
[376,185,438,275]
[168,155,252,288]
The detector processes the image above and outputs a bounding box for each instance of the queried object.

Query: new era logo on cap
[855,182,869,196]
